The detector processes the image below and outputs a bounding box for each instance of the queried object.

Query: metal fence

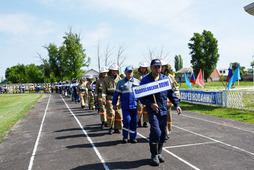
[180,89,254,111]
[224,90,254,111]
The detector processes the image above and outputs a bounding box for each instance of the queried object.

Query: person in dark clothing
[140,59,182,166]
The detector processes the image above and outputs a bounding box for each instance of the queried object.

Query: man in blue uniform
[140,59,182,166]
[112,66,140,143]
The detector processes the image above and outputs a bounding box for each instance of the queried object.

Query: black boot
[158,143,165,163]
[108,127,113,135]
[114,129,120,134]
[143,122,148,128]
[149,142,159,166]
[138,120,141,127]
[101,122,105,129]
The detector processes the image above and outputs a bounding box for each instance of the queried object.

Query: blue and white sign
[71,83,79,87]
[92,84,96,91]
[132,79,172,98]
[180,89,223,106]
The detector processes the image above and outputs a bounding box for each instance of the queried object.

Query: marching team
[57,59,181,166]
[1,59,182,166]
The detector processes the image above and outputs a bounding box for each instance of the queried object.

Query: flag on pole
[195,69,204,88]
[227,64,233,82]
[184,73,192,89]
[190,72,196,84]
[228,65,241,90]
[210,69,220,80]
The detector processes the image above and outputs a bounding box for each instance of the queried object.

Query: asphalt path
[0,93,254,170]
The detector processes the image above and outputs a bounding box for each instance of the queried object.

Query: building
[244,2,254,16]
[82,69,99,78]
[218,68,229,77]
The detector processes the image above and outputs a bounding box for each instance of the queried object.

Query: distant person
[86,75,95,110]
[95,67,109,129]
[78,77,88,108]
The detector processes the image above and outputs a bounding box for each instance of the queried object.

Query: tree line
[5,30,90,83]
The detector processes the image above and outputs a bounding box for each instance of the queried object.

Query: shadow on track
[71,159,150,170]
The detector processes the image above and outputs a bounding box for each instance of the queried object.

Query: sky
[1,0,254,79]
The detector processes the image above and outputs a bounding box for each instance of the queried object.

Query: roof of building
[244,2,254,16]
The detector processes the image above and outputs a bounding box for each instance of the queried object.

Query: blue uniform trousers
[148,112,167,144]
[122,109,138,139]
[73,90,77,101]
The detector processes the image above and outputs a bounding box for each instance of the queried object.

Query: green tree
[174,55,183,72]
[231,62,245,76]
[63,31,90,79]
[188,30,220,81]
[25,64,43,83]
[5,64,26,83]
[45,43,66,82]
[251,55,254,67]
[45,30,90,81]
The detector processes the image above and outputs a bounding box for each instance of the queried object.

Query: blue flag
[228,65,241,90]
[184,73,192,89]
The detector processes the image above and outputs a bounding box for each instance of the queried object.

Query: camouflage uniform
[78,78,87,108]
[87,79,95,110]
[102,71,122,133]
[134,68,149,127]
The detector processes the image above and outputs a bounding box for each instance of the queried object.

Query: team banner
[180,89,223,106]
[132,79,172,98]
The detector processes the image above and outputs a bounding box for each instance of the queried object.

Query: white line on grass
[137,132,200,170]
[28,94,51,170]
[60,95,109,170]
[173,113,254,133]
[173,125,254,156]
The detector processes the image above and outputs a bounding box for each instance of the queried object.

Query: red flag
[227,64,233,82]
[196,69,204,88]
[191,72,196,84]
[210,69,220,80]
[227,64,234,86]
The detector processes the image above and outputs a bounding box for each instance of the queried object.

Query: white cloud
[82,23,111,47]
[82,0,200,35]
[0,13,55,44]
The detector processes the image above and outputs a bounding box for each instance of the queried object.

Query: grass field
[0,94,42,143]
[180,101,254,124]
[178,81,253,90]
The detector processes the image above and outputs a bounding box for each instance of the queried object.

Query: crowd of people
[1,59,182,166]
[55,59,182,166]
[0,83,55,94]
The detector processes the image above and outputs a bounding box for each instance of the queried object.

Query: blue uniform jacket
[112,77,140,110]
[140,73,179,116]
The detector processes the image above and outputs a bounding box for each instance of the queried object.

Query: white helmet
[160,59,167,66]
[87,75,94,79]
[100,66,109,73]
[139,61,148,67]
[109,64,119,71]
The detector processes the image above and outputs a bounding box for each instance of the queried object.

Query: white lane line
[173,125,254,156]
[60,95,109,170]
[173,113,254,134]
[163,149,200,170]
[28,94,51,170]
[163,141,217,149]
[137,132,200,170]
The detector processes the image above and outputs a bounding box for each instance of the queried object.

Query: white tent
[175,67,193,74]
[244,2,254,16]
